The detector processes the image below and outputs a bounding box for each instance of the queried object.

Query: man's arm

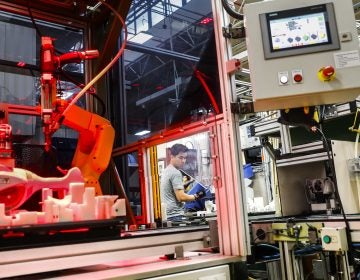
[175,189,196,202]
[174,189,206,202]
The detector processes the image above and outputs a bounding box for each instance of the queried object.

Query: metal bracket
[226,59,241,75]
[222,24,246,39]
[230,101,254,115]
[261,137,281,160]
[175,245,184,259]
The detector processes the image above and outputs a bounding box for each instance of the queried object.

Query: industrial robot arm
[40,36,115,195]
[60,105,115,195]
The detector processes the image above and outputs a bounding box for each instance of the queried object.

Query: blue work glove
[194,190,206,200]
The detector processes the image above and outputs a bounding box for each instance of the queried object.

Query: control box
[244,0,360,111]
[321,227,348,251]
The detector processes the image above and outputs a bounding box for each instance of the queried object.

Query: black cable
[252,230,272,243]
[27,0,64,55]
[59,68,90,92]
[221,0,244,20]
[27,0,42,39]
[253,243,279,251]
[91,92,106,117]
[56,75,63,97]
[29,68,36,77]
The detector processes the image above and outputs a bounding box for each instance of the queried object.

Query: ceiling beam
[126,41,200,62]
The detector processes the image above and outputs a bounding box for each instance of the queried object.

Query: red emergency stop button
[293,74,303,83]
[318,65,336,81]
[322,66,335,78]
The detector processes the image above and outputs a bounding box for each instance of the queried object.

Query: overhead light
[134,130,151,136]
[129,33,153,44]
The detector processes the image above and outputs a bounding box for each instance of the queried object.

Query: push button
[293,74,302,83]
[278,71,289,85]
[318,66,336,81]
[292,69,303,84]
[280,75,288,84]
[323,235,332,244]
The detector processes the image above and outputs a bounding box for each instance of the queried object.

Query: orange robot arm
[39,36,115,195]
[61,105,115,195]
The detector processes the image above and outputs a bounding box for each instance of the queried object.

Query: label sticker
[334,50,360,68]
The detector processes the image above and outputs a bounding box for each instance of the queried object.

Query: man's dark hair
[170,143,188,156]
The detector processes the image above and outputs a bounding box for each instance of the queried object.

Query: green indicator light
[323,235,331,244]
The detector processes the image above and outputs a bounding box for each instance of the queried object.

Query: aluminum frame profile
[0,226,209,278]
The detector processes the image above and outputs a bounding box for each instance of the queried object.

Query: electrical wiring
[26,0,42,39]
[61,0,128,118]
[221,0,245,20]
[261,253,280,261]
[252,230,272,242]
[294,244,323,255]
[312,126,357,271]
[27,0,64,55]
[253,242,279,261]
[258,244,323,261]
[254,243,279,251]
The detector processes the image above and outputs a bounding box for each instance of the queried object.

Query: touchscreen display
[269,12,329,51]
[259,3,340,59]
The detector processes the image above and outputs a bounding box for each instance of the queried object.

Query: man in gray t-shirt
[160,144,205,221]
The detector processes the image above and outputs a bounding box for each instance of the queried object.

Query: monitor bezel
[259,3,340,59]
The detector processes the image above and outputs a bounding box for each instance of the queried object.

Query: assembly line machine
[0,0,246,279]
[2,0,360,279]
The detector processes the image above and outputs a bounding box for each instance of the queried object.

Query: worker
[160,143,205,221]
